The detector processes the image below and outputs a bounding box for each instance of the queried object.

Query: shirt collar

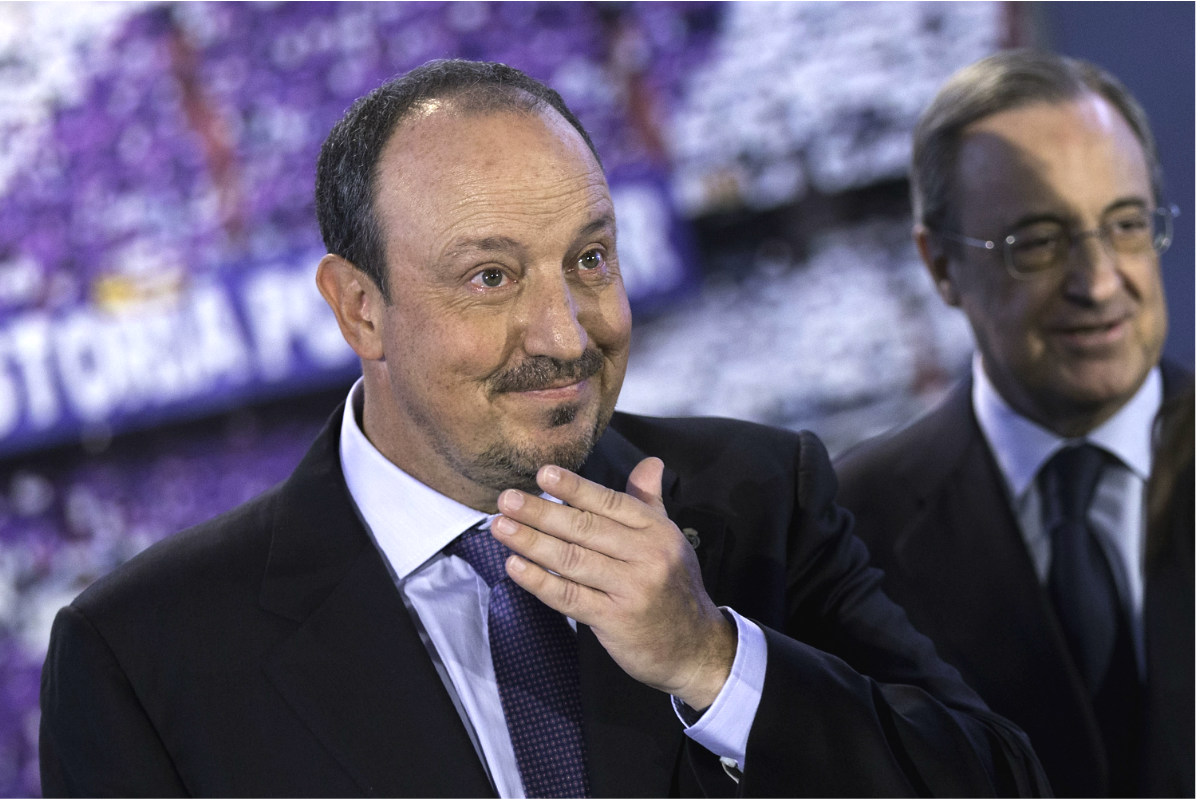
[972,355,1162,499]
[338,378,488,581]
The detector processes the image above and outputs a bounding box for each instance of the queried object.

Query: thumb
[626,456,666,513]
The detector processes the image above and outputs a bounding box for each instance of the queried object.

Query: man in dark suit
[836,50,1193,798]
[40,59,1048,798]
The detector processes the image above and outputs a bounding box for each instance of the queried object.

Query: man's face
[364,105,631,508]
[940,94,1167,435]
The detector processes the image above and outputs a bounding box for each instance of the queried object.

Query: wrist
[673,611,737,711]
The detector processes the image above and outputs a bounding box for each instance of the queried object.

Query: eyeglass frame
[933,203,1180,281]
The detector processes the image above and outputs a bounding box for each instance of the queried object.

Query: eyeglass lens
[1005,206,1174,274]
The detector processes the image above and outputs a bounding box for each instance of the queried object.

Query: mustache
[490,350,605,394]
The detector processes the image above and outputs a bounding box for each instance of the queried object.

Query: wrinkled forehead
[381,102,604,192]
[374,105,613,255]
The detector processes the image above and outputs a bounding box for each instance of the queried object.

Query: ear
[316,254,386,361]
[914,225,961,307]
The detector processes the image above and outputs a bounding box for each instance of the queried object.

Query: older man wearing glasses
[836,49,1193,798]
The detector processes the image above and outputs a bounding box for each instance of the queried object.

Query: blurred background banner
[0,2,1191,795]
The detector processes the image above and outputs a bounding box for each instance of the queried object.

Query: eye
[1108,210,1151,236]
[470,266,511,289]
[577,249,606,271]
[1009,224,1063,255]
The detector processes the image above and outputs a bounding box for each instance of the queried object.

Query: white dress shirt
[337,379,765,796]
[971,357,1161,674]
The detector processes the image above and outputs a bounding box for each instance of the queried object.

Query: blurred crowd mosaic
[0,2,1006,794]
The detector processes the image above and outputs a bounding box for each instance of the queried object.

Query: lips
[1046,314,1131,349]
[526,377,587,392]
[516,378,592,402]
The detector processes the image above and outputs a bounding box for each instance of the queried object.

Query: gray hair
[911,48,1162,238]
[315,59,602,301]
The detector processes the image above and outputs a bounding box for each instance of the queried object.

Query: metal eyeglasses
[937,204,1179,280]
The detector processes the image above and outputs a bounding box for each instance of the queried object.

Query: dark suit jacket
[835,369,1195,798]
[40,409,1049,797]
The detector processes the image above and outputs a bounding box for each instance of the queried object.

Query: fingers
[538,462,661,528]
[491,507,622,592]
[489,458,734,705]
[625,457,666,511]
[490,458,670,611]
[495,469,660,564]
[497,539,606,627]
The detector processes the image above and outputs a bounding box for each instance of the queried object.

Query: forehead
[374,105,611,249]
[956,94,1152,221]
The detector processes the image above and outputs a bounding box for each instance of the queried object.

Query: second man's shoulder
[836,380,975,486]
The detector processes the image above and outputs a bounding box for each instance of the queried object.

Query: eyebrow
[577,214,616,239]
[444,214,616,258]
[1007,196,1151,230]
[444,235,525,259]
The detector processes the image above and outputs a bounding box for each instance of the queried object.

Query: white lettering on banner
[56,310,123,422]
[190,284,251,388]
[243,269,296,380]
[6,315,58,431]
[111,285,250,408]
[0,261,355,453]
[120,308,188,405]
[243,268,354,376]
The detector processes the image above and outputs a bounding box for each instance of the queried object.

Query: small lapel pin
[681,527,701,550]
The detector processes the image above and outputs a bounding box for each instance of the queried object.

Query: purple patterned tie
[448,527,591,798]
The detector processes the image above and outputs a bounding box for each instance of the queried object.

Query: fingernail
[495,517,518,535]
[501,490,524,510]
[542,465,561,485]
[507,555,526,573]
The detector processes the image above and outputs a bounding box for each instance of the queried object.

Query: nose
[1061,229,1123,304]
[517,273,588,360]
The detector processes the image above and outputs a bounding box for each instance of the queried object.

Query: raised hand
[492,457,736,711]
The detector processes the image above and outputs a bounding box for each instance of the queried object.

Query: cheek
[962,282,1046,357]
[590,289,633,351]
[388,310,508,394]
[1134,261,1167,317]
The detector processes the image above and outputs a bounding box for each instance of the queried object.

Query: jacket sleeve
[40,605,188,798]
[740,431,1050,797]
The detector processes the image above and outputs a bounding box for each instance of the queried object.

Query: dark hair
[912,49,1162,238]
[315,59,603,300]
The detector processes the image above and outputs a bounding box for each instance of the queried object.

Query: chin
[1064,358,1150,402]
[471,404,613,493]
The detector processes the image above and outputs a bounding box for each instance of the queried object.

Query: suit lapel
[258,409,494,797]
[890,383,1107,793]
[265,548,493,797]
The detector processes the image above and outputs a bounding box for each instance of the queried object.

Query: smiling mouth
[1049,317,1129,347]
[515,378,590,400]
[490,351,604,395]
[527,377,586,392]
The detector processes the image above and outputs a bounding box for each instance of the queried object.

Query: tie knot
[447,525,512,588]
[1039,443,1108,525]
